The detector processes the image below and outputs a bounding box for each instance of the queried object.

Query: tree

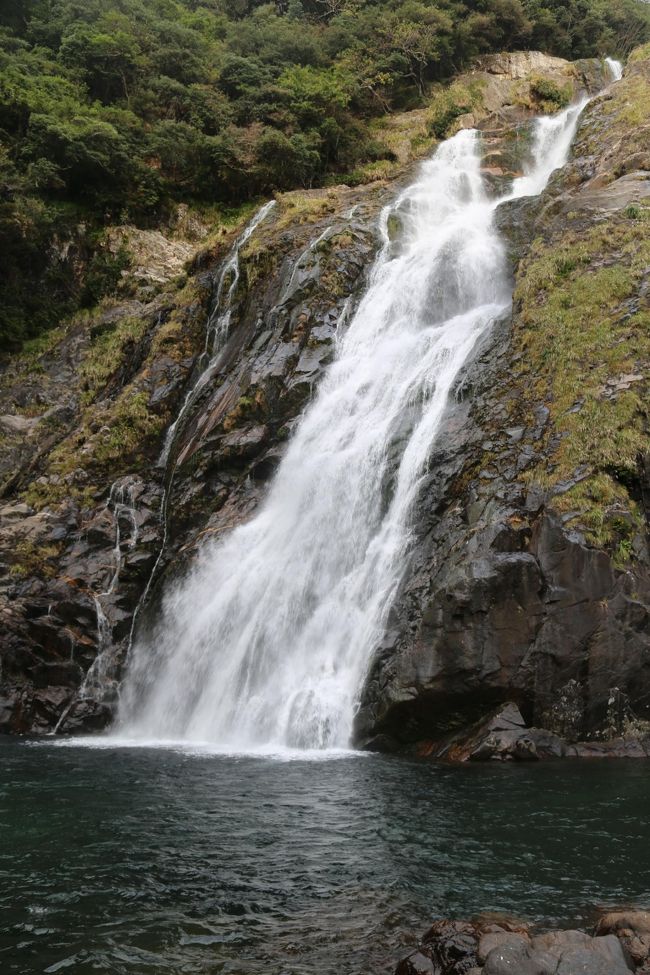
[59,24,143,102]
[253,127,322,188]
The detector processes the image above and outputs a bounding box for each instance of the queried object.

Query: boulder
[396,952,439,975]
[596,912,650,969]
[478,931,530,963]
[482,942,557,975]
[397,915,641,975]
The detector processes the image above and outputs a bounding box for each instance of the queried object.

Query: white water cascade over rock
[159,200,276,470]
[606,56,624,81]
[117,102,587,751]
[123,201,276,645]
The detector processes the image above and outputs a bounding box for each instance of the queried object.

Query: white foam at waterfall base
[114,101,587,752]
[48,735,362,761]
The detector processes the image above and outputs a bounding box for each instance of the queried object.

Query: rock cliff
[356,48,650,749]
[0,51,646,740]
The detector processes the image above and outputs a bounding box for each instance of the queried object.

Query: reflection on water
[1,740,649,974]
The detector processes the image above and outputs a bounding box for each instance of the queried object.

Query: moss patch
[513,207,650,560]
[93,390,165,464]
[574,63,650,172]
[24,385,166,509]
[273,191,341,231]
[628,43,650,65]
[9,539,64,579]
[79,314,149,404]
[428,79,486,138]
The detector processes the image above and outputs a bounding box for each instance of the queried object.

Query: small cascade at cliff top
[606,56,624,81]
[117,102,587,751]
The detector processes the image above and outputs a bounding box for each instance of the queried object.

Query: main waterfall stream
[117,102,587,750]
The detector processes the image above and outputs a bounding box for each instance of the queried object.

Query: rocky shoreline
[376,700,650,762]
[397,910,650,974]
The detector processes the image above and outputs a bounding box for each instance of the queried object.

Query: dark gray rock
[482,942,556,975]
[398,916,639,975]
[396,952,439,975]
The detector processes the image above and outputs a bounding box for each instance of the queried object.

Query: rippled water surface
[2,740,650,974]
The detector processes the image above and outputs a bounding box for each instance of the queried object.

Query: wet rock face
[0,180,387,733]
[397,912,650,975]
[356,496,650,745]
[356,54,650,750]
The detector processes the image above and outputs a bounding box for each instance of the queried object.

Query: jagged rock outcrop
[409,701,650,761]
[0,51,644,737]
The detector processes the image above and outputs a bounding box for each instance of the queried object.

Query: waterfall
[605,57,623,81]
[159,200,276,468]
[116,102,586,751]
[123,201,276,652]
[79,478,139,701]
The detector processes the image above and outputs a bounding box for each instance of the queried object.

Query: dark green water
[1,740,649,974]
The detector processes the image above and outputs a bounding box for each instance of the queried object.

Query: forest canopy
[1,0,649,349]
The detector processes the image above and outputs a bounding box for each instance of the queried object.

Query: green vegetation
[575,59,650,163]
[92,390,166,464]
[1,0,648,352]
[514,206,650,562]
[12,264,219,511]
[628,41,650,63]
[22,379,167,511]
[428,78,486,137]
[528,75,571,109]
[78,313,148,403]
[9,538,63,578]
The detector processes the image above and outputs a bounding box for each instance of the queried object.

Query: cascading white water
[122,202,277,654]
[159,200,276,468]
[117,102,587,751]
[80,479,139,701]
[605,57,623,81]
